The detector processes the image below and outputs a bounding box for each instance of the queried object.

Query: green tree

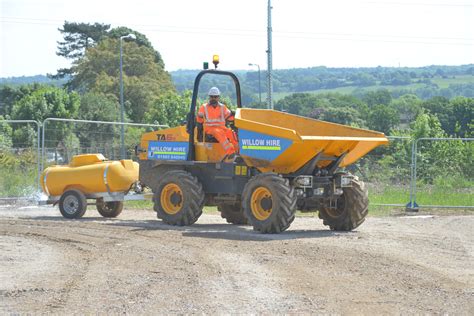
[108,26,164,67]
[0,118,13,148]
[363,89,392,107]
[421,96,453,134]
[367,104,400,134]
[11,86,79,122]
[391,94,422,127]
[276,93,315,115]
[53,22,165,83]
[320,107,365,127]
[450,97,473,137]
[145,91,192,127]
[0,84,41,117]
[78,92,118,122]
[53,22,111,79]
[411,113,467,183]
[11,86,80,147]
[71,38,174,122]
[352,73,376,87]
[75,92,120,150]
[276,92,367,122]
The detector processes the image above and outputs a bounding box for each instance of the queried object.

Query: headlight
[341,175,353,187]
[313,188,325,195]
[295,176,312,187]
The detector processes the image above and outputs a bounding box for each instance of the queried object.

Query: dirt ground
[0,204,473,314]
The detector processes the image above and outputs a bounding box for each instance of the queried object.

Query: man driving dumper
[196,87,238,160]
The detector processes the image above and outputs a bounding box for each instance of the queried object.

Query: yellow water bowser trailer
[41,154,149,218]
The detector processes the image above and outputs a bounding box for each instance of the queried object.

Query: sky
[0,0,473,77]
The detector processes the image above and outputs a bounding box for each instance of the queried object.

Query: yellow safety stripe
[242,145,281,150]
[153,151,186,155]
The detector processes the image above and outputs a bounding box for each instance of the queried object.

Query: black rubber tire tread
[218,203,248,225]
[153,170,204,226]
[318,175,369,231]
[143,165,184,192]
[96,201,123,218]
[242,173,296,234]
[59,189,87,219]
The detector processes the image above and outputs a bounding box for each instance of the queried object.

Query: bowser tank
[41,154,139,196]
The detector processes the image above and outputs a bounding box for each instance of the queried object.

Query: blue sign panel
[239,129,292,161]
[148,141,189,160]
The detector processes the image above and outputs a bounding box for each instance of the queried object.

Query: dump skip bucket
[235,108,389,173]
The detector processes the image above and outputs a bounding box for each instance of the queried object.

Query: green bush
[0,150,38,197]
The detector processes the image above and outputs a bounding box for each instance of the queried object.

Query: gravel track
[0,205,473,314]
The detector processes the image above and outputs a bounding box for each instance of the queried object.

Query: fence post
[406,138,419,212]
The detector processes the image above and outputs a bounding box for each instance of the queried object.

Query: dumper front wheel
[96,201,123,218]
[59,189,87,219]
[243,173,296,233]
[218,203,248,225]
[318,176,368,231]
[153,170,204,226]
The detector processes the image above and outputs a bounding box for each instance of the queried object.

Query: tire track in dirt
[0,210,473,314]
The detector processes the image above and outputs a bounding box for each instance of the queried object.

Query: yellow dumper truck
[136,69,388,233]
[41,68,387,233]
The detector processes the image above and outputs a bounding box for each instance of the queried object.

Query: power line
[1,16,473,46]
[364,1,473,7]
[2,16,472,41]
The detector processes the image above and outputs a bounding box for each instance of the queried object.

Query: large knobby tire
[59,189,87,219]
[96,201,123,218]
[153,170,204,226]
[218,203,248,225]
[242,173,296,234]
[318,176,368,231]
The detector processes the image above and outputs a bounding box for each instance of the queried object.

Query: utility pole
[119,34,136,159]
[248,63,262,106]
[267,0,274,109]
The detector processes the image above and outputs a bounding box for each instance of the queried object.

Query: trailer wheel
[96,201,123,218]
[242,173,296,233]
[318,175,368,231]
[59,189,87,219]
[153,170,204,226]
[218,203,248,225]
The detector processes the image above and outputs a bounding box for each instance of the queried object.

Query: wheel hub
[170,192,182,206]
[260,197,272,211]
[63,195,79,214]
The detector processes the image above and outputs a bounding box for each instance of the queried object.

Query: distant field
[270,75,474,101]
[431,75,474,88]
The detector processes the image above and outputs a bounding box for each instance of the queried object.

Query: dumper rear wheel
[96,201,123,218]
[243,173,296,233]
[59,189,87,219]
[318,176,368,231]
[218,203,248,225]
[153,170,204,226]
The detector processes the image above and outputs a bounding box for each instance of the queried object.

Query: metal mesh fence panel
[411,138,473,209]
[41,118,166,169]
[0,120,40,198]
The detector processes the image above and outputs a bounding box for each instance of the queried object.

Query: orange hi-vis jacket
[196,102,233,130]
[196,102,237,156]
